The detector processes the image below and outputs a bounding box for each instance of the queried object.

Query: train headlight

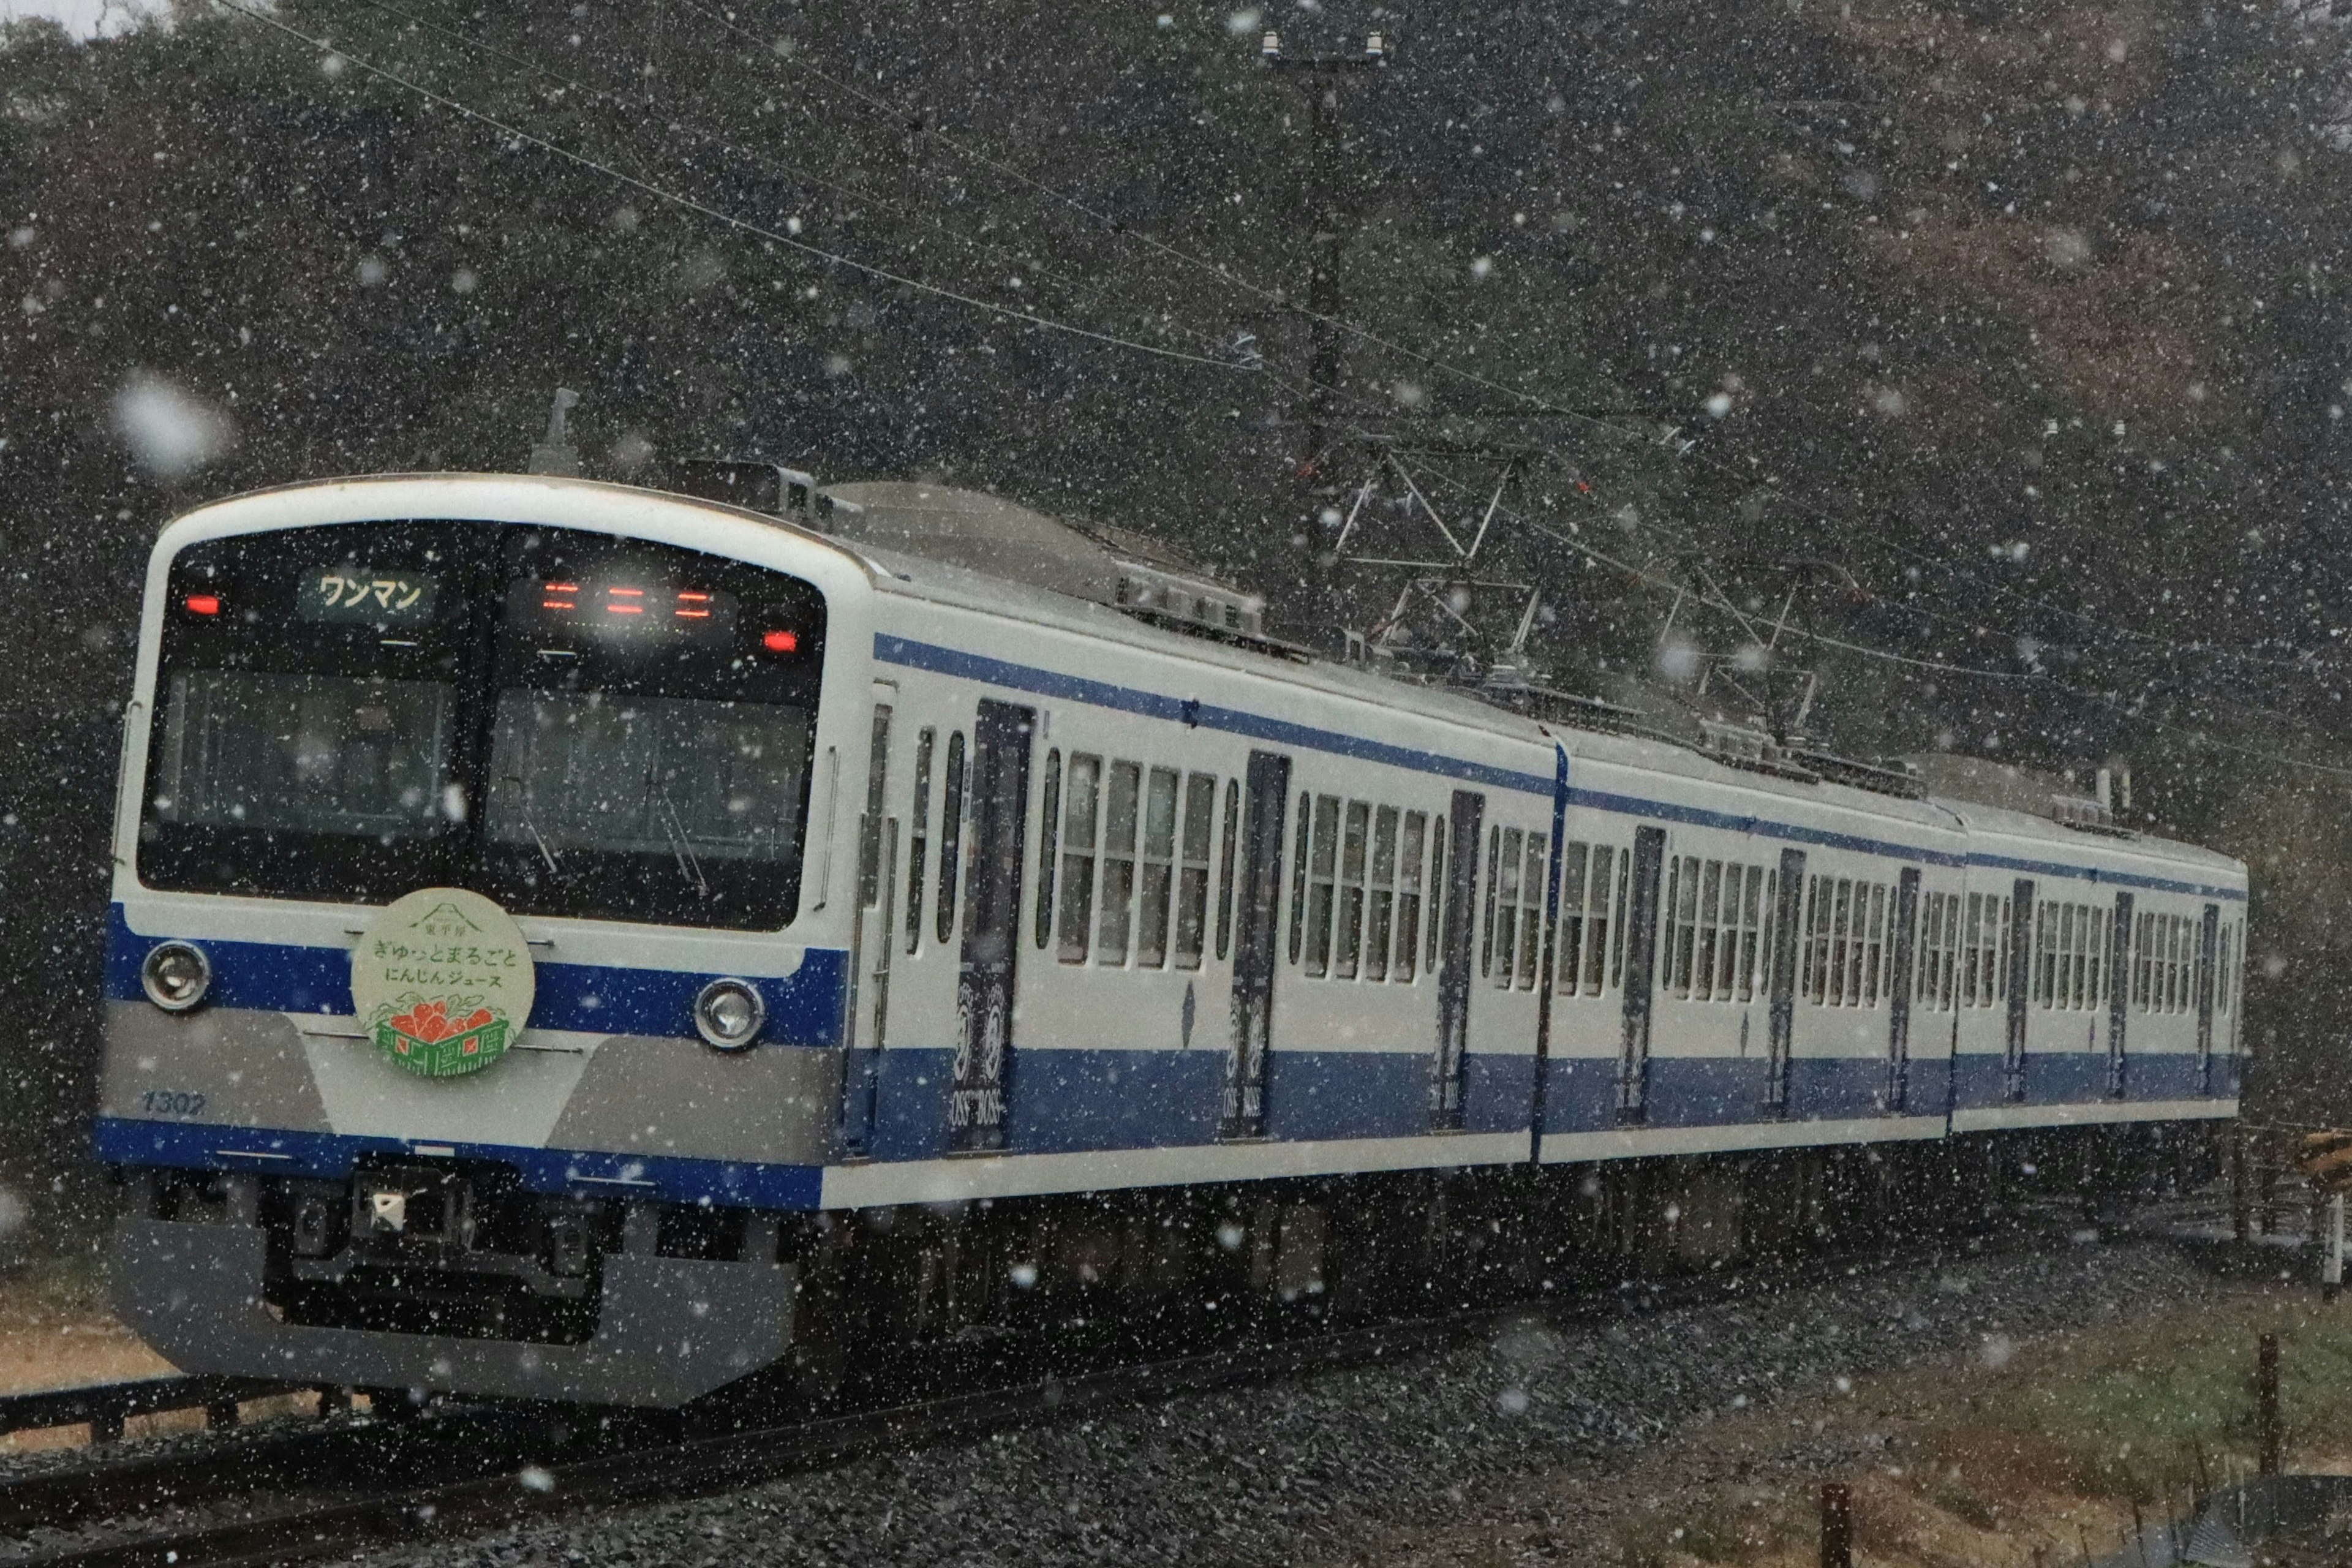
[693,978,765,1052]
[140,941,212,1012]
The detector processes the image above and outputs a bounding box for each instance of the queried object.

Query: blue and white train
[99,470,2248,1407]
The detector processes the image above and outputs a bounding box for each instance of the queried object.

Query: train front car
[98,475,869,1406]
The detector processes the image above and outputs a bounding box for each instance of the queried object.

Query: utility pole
[1258,28,1389,578]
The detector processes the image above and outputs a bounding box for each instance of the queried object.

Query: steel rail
[0,1210,2136,1568]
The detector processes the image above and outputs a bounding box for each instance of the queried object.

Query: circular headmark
[351,888,538,1079]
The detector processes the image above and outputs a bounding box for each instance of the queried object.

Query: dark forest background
[6,0,2352,1244]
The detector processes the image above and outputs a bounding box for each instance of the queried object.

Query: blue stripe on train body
[102,905,851,1046]
[98,613,2247,1206]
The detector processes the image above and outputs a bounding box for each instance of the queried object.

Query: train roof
[152,472,2246,889]
[842,518,2243,886]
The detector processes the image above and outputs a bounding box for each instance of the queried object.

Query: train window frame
[1055,752,1102,964]
[1693,859,1722,1002]
[1303,793,1341,978]
[1427,815,1448,976]
[1097,760,1142,966]
[1213,777,1240,963]
[1491,827,1526,990]
[1287,791,1311,968]
[1751,867,1774,1004]
[1517,833,1545,990]
[1033,748,1061,952]
[935,731,968,946]
[1366,805,1398,983]
[1335,800,1371,981]
[1395,810,1427,984]
[906,728,937,956]
[1173,771,1215,971]
[1136,765,1180,970]
[1479,826,1503,981]
[1608,848,1631,990]
[1555,840,1589,997]
[1587,845,1619,995]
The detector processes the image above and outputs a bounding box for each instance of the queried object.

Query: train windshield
[138,520,827,929]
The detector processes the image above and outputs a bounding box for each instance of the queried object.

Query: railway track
[0,1203,2207,1568]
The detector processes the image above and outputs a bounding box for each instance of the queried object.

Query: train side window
[1480,826,1503,980]
[1489,827,1523,988]
[1395,810,1427,983]
[1694,859,1722,1002]
[1304,794,1341,978]
[905,728,937,956]
[1366,805,1398,982]
[1608,848,1631,990]
[1917,893,1940,1011]
[1997,897,2011,1000]
[1287,792,1311,967]
[2071,904,2090,1009]
[2172,914,2190,1012]
[1555,841,1590,995]
[1031,747,1060,952]
[1720,864,1752,1001]
[1517,834,1546,990]
[1136,766,1180,969]
[1659,855,1684,998]
[2033,901,2056,1008]
[2089,904,2106,1008]
[1585,845,1616,995]
[1666,855,1697,1000]
[1945,893,1964,1009]
[1860,883,1885,1008]
[935,731,968,946]
[1336,801,1371,981]
[1174,772,1216,970]
[1825,879,1853,1007]
[1097,761,1142,965]
[1213,778,1240,962]
[1960,894,1982,1007]
[1056,753,1102,963]
[1427,816,1447,974]
[2133,911,2152,1010]
[1800,876,1821,1004]
[2056,904,2075,1009]
[1035,752,1063,959]
[1749,867,1773,1003]
[2217,924,2234,1014]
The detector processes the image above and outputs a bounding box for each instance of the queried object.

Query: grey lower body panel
[111,1216,794,1408]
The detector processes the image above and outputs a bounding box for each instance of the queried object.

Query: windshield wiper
[654,781,709,899]
[501,775,561,876]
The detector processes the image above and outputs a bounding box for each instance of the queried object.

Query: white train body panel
[97,475,2249,1220]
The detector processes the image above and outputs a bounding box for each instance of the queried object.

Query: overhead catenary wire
[1395,454,2352,781]
[673,0,2352,690]
[232,0,2352,770]
[336,0,1240,366]
[205,0,1256,372]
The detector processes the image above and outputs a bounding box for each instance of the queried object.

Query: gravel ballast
[358,1235,2232,1568]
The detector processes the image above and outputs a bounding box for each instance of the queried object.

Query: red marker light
[184,594,221,616]
[674,590,711,620]
[763,629,799,654]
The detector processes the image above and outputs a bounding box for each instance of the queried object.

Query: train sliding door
[1617,825,1667,1123]
[2003,878,2035,1102]
[1431,793,1484,1129]
[1886,867,1920,1113]
[2106,892,2134,1099]
[1223,751,1291,1140]
[1765,848,1804,1115]
[946,700,1035,1155]
[2196,902,2220,1096]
